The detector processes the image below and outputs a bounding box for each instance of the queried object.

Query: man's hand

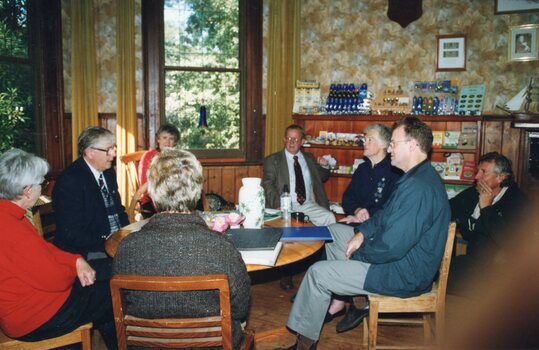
[75,258,96,287]
[317,156,329,167]
[477,180,495,209]
[339,208,370,224]
[345,232,365,258]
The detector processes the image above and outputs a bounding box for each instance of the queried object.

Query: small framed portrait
[508,24,538,62]
[436,35,466,72]
[495,0,539,14]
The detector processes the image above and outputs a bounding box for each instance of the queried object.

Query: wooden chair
[31,201,56,241]
[120,150,147,195]
[362,222,457,350]
[0,323,92,350]
[110,274,254,349]
[120,150,147,222]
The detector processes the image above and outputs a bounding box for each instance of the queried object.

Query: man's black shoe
[323,307,346,323]
[335,303,369,333]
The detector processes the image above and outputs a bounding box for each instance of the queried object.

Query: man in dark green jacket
[278,117,451,350]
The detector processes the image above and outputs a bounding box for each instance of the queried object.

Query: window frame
[0,0,66,175]
[142,0,263,163]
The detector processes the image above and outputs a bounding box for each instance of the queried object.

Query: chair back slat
[119,150,146,195]
[110,274,233,350]
[128,336,222,348]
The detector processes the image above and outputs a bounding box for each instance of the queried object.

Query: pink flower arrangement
[212,212,244,232]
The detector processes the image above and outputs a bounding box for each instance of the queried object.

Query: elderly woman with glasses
[113,149,250,349]
[0,149,117,349]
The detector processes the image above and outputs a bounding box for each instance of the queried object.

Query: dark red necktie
[293,156,306,205]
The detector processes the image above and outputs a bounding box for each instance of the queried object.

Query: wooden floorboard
[92,256,468,349]
[248,269,425,350]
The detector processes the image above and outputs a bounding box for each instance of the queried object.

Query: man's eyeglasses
[285,137,301,143]
[388,139,411,148]
[33,180,49,190]
[91,146,117,155]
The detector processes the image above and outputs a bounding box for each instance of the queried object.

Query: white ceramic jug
[238,177,265,228]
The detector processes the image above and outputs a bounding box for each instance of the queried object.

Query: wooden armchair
[362,222,457,350]
[31,201,56,241]
[119,150,146,222]
[110,274,254,349]
[0,323,92,350]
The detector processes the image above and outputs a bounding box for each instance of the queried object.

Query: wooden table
[105,218,324,273]
[105,217,323,343]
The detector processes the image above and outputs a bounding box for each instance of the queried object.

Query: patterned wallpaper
[62,0,537,115]
[62,0,143,114]
[299,0,539,114]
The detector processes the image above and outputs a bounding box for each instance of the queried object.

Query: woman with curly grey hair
[113,149,251,349]
[0,149,117,349]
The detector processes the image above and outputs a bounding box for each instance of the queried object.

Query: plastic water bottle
[280,184,291,225]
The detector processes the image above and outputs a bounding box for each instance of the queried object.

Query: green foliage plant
[0,88,29,153]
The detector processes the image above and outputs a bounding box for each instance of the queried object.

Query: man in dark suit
[263,124,335,227]
[53,126,129,281]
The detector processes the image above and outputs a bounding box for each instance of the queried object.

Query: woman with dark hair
[137,123,180,218]
[0,149,116,349]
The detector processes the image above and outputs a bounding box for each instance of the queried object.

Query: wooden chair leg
[423,314,433,343]
[81,327,92,350]
[368,301,379,350]
[435,308,445,345]
[362,319,368,346]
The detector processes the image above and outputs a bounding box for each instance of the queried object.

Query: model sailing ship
[498,79,539,119]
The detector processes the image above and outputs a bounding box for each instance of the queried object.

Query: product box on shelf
[443,131,460,148]
[432,131,444,149]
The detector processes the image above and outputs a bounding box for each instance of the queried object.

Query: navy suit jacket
[52,157,129,256]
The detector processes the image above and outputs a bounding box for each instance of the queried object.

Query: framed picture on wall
[436,35,466,72]
[508,24,538,62]
[495,0,539,14]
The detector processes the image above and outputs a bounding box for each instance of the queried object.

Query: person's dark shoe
[280,275,294,291]
[275,334,317,350]
[323,307,346,323]
[335,303,369,333]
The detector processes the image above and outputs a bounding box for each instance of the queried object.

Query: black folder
[227,228,282,250]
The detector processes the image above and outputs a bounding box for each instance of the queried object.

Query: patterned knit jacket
[112,213,251,349]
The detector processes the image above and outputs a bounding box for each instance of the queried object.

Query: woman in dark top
[340,123,401,224]
[113,149,250,349]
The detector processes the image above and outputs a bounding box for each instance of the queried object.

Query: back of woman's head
[147,149,202,213]
[0,149,49,200]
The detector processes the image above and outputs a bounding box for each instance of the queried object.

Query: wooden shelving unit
[293,114,482,202]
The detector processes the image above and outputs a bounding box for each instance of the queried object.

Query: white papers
[239,242,283,266]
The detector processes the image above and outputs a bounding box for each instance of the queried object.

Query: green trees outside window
[0,0,36,154]
[164,0,241,151]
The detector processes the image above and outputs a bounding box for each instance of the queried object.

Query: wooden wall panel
[221,167,236,201]
[482,121,503,153]
[203,164,263,204]
[481,119,524,184]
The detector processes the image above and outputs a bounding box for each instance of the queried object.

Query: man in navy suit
[53,126,128,281]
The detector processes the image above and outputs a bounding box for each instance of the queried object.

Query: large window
[143,0,262,161]
[0,0,36,154]
[164,0,240,151]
